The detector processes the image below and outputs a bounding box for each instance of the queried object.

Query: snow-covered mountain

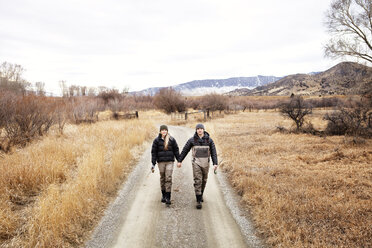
[226,62,372,96]
[130,76,281,96]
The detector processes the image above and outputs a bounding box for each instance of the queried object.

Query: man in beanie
[178,123,218,209]
[151,125,180,205]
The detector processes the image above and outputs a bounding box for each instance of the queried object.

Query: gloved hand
[151,164,155,173]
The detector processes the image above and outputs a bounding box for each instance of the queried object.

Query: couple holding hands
[151,124,218,209]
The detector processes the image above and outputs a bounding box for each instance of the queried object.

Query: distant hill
[226,62,372,96]
[130,76,282,96]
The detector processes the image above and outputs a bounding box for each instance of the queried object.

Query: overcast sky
[0,0,337,94]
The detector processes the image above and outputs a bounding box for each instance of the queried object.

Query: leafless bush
[0,94,57,151]
[306,97,342,108]
[280,96,313,131]
[71,97,103,124]
[324,96,372,138]
[98,88,123,105]
[53,98,70,134]
[186,97,201,110]
[200,93,229,112]
[154,88,186,114]
[229,97,253,112]
[131,94,154,110]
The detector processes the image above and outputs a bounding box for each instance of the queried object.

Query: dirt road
[86,126,262,248]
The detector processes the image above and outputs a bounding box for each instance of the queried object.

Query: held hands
[213,165,218,174]
[177,162,182,168]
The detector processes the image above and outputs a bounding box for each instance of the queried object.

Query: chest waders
[192,145,210,197]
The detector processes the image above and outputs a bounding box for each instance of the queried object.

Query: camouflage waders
[158,162,174,192]
[192,146,210,195]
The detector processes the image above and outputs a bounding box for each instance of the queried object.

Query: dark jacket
[179,131,218,165]
[151,134,180,165]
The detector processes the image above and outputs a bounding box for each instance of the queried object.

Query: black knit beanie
[159,125,168,131]
[196,123,205,130]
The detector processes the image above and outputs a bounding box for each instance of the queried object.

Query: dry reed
[0,119,154,247]
[210,111,371,247]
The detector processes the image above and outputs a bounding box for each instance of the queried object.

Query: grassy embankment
[0,118,154,247]
[209,110,371,247]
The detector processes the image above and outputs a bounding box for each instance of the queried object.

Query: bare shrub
[53,98,70,134]
[280,96,313,131]
[324,96,372,138]
[71,97,103,124]
[0,94,56,151]
[97,88,123,105]
[186,97,201,110]
[154,88,186,114]
[131,94,154,110]
[229,97,253,112]
[306,96,342,109]
[200,93,228,113]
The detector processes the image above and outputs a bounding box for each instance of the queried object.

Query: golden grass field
[1,108,371,247]
[208,111,372,247]
[0,118,154,247]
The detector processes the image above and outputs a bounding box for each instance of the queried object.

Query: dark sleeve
[179,138,194,162]
[209,138,218,165]
[171,137,180,162]
[151,138,158,165]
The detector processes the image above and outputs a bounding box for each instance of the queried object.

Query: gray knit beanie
[159,125,168,131]
[196,123,205,130]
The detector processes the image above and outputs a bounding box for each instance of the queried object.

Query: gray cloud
[0,0,335,92]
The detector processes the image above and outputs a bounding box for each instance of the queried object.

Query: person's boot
[161,190,166,203]
[165,192,171,205]
[196,195,202,209]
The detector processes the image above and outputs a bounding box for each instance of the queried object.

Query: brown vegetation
[324,96,372,138]
[0,119,154,247]
[210,111,372,247]
[280,96,312,131]
[154,87,186,114]
[0,93,56,151]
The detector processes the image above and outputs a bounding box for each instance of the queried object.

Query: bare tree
[68,85,81,97]
[87,87,97,96]
[81,86,87,96]
[71,97,102,124]
[53,99,69,134]
[59,80,68,97]
[0,62,30,94]
[280,96,313,131]
[0,62,25,82]
[325,0,372,63]
[35,82,46,96]
[154,88,186,114]
[200,93,228,113]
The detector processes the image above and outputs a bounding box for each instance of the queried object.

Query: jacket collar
[194,131,209,140]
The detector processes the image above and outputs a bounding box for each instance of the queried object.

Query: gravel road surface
[86,126,263,248]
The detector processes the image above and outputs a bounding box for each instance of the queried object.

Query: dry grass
[0,119,154,247]
[209,111,372,247]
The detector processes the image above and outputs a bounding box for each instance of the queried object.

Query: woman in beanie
[151,125,180,205]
